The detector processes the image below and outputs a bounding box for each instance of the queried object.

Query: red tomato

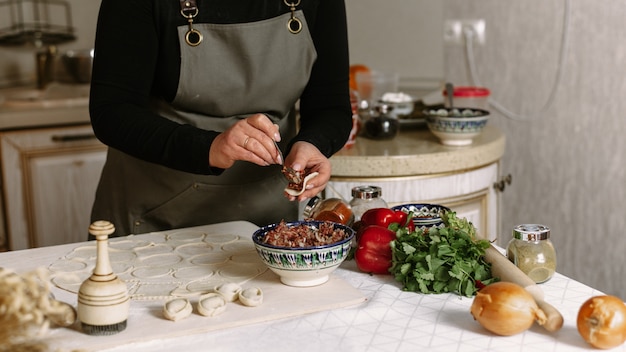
[354,225,396,274]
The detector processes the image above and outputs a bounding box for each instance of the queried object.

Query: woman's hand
[284,141,331,202]
[209,114,282,169]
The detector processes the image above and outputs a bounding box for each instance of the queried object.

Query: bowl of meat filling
[252,220,355,287]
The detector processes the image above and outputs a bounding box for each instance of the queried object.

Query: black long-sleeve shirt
[89,0,352,175]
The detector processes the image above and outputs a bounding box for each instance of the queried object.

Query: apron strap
[179,0,197,14]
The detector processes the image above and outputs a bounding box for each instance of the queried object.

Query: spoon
[273,140,297,176]
[273,139,285,166]
[445,82,454,108]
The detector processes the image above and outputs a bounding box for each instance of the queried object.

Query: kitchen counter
[327,125,506,239]
[330,125,505,177]
[0,221,618,352]
[0,83,90,130]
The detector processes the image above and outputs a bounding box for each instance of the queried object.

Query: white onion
[470,281,547,336]
[577,295,626,349]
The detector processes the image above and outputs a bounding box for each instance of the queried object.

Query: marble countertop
[330,125,505,178]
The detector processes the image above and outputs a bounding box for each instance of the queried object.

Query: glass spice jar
[506,224,557,284]
[349,186,388,222]
[302,196,353,226]
[362,104,399,140]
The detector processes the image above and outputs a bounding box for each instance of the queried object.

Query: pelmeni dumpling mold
[197,293,227,317]
[162,298,192,321]
[238,287,263,307]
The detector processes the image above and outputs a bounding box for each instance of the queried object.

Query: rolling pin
[484,245,564,332]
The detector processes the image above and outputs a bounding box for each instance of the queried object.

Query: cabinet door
[1,125,106,249]
[327,163,499,240]
[29,150,106,247]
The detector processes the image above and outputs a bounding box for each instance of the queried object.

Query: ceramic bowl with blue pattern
[252,221,355,287]
[424,108,489,146]
[390,203,451,231]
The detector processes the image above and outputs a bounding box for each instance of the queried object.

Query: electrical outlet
[443,19,486,45]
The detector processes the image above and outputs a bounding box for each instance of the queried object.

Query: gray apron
[91,11,317,236]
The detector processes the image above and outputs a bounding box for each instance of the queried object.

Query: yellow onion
[577,295,626,349]
[470,281,547,336]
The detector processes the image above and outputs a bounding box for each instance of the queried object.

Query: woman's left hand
[284,141,331,201]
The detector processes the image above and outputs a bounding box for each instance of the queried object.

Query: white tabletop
[0,221,618,352]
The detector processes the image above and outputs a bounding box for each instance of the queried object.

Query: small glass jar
[349,186,388,221]
[362,104,399,140]
[506,224,557,284]
[303,196,353,225]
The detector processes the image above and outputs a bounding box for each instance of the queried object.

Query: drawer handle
[493,174,512,192]
[51,133,97,142]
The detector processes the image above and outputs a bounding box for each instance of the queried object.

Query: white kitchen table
[0,221,619,352]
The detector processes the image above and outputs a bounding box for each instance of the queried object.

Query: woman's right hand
[209,114,282,169]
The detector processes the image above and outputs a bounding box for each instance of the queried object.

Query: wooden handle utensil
[484,245,564,332]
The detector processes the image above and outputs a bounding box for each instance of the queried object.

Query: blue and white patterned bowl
[252,221,355,287]
[390,203,451,231]
[425,108,489,146]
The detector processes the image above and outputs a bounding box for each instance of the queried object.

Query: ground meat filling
[282,167,305,191]
[263,221,349,248]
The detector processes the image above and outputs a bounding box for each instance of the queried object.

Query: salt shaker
[349,186,388,221]
[506,224,557,284]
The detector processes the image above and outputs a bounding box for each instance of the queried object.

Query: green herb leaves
[390,211,497,297]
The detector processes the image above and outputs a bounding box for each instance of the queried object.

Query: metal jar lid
[302,196,322,218]
[513,224,550,241]
[351,186,382,199]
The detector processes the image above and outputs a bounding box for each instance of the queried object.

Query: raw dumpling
[238,287,263,307]
[214,282,242,302]
[163,298,192,321]
[284,172,319,196]
[197,293,227,317]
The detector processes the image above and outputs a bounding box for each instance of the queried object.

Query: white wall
[344,0,444,94]
[0,1,446,92]
[444,0,626,298]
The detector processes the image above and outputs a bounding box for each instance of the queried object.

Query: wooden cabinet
[0,124,106,249]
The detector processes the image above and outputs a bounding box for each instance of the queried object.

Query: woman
[88,0,353,237]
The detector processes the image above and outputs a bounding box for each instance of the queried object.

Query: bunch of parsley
[389,211,497,297]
